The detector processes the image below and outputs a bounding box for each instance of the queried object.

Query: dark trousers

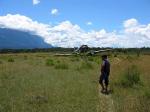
[99,73,109,86]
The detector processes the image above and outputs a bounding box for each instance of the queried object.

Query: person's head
[101,55,107,60]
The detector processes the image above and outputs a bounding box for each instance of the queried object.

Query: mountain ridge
[0,28,52,49]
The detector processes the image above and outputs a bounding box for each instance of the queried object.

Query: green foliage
[119,65,141,88]
[88,57,94,61]
[143,88,150,99]
[8,58,14,62]
[70,56,80,62]
[45,58,54,66]
[126,55,134,62]
[54,62,69,69]
[93,57,101,64]
[76,61,93,71]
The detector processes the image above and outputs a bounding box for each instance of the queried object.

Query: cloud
[86,21,93,25]
[123,18,138,28]
[51,9,59,15]
[33,0,40,5]
[0,14,50,41]
[0,14,150,48]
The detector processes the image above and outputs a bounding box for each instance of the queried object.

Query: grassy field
[0,53,150,112]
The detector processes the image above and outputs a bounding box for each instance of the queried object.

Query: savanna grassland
[0,53,150,112]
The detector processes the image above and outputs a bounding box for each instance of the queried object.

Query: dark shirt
[101,59,110,75]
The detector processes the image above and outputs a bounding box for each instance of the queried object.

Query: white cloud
[51,9,59,15]
[0,14,150,48]
[123,18,138,28]
[0,14,50,38]
[33,0,40,5]
[86,21,92,25]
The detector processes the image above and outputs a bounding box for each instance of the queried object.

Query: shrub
[144,88,150,99]
[119,65,141,88]
[54,62,69,69]
[45,59,54,66]
[8,58,14,62]
[24,55,28,60]
[114,54,118,57]
[0,60,2,64]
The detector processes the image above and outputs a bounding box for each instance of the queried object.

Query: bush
[8,58,14,62]
[54,62,69,69]
[45,59,54,66]
[120,65,141,88]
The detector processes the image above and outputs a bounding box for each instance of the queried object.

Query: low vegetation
[8,57,14,62]
[119,65,141,88]
[0,53,149,112]
[45,58,55,66]
[54,62,69,69]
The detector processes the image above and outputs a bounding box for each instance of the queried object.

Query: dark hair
[102,55,107,59]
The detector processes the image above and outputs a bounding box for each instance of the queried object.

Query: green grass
[119,65,141,88]
[76,61,94,71]
[0,53,150,112]
[111,55,150,112]
[8,57,15,62]
[45,58,55,66]
[54,62,69,69]
[0,53,99,112]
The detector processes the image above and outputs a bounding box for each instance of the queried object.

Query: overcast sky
[0,0,150,47]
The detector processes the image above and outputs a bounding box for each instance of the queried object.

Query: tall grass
[45,58,54,66]
[0,60,2,64]
[76,61,93,71]
[0,53,150,112]
[137,88,150,112]
[0,54,98,112]
[54,62,69,69]
[8,58,14,62]
[119,65,141,88]
[70,56,80,62]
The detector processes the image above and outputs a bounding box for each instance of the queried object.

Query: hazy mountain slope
[0,28,52,49]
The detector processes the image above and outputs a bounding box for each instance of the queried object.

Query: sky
[0,0,150,47]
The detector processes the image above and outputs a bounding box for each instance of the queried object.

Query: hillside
[0,28,52,49]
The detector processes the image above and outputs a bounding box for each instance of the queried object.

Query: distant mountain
[0,28,52,49]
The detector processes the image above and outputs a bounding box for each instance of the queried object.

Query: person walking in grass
[99,55,110,94]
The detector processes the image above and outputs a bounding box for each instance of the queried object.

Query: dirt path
[97,87,114,112]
